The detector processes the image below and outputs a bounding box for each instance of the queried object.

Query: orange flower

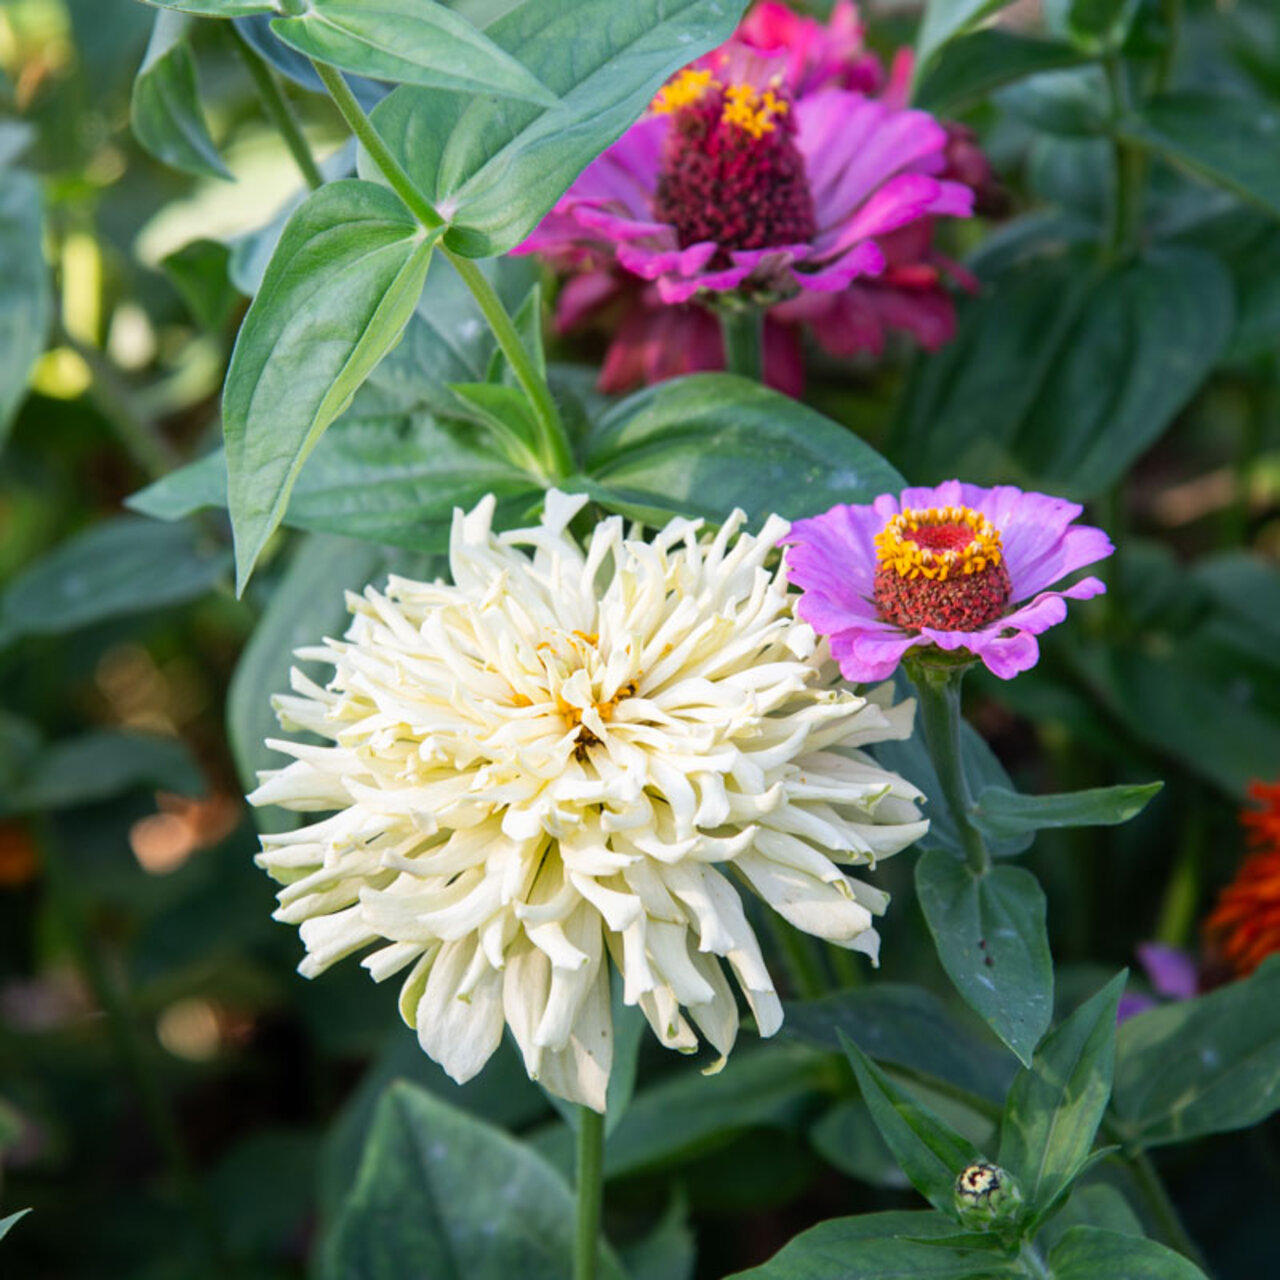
[0,821,39,888]
[1205,781,1280,978]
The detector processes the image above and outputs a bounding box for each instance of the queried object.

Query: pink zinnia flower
[784,482,1113,682]
[517,2,980,394]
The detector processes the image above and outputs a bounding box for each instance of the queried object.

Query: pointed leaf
[1046,1226,1209,1280]
[365,0,749,258]
[0,170,50,447]
[970,783,1162,844]
[144,1,275,15]
[915,31,1087,114]
[841,1033,985,1216]
[272,0,557,105]
[1113,955,1280,1147]
[915,0,1020,78]
[998,975,1125,1223]
[915,853,1053,1065]
[222,180,439,590]
[131,11,231,180]
[322,1081,625,1280]
[0,1210,30,1242]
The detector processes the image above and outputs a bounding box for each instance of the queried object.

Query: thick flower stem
[230,26,323,190]
[574,1106,606,1280]
[34,819,227,1276]
[310,61,572,481]
[904,658,990,876]
[1105,58,1146,261]
[719,306,765,381]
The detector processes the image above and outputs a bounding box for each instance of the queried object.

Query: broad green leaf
[894,248,1233,498]
[0,1210,30,1242]
[321,1081,626,1280]
[999,67,1111,138]
[810,1099,911,1189]
[841,1034,985,1216]
[915,853,1053,1065]
[226,533,389,806]
[144,1,274,14]
[532,1044,834,1181]
[915,31,1087,114]
[271,1,557,105]
[782,983,1016,1103]
[0,121,35,168]
[132,407,544,553]
[1057,0,1141,50]
[2,730,203,815]
[724,1209,1015,1280]
[1120,93,1280,217]
[1038,1183,1142,1250]
[365,0,749,257]
[584,374,902,526]
[1113,956,1280,1147]
[163,238,239,330]
[1046,1226,1209,1280]
[222,180,439,590]
[131,11,231,180]
[619,1193,696,1280]
[970,783,1162,844]
[0,170,51,447]
[0,516,230,648]
[915,0,1020,79]
[998,975,1125,1224]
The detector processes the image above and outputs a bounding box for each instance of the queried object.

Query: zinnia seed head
[872,505,1012,632]
[251,492,929,1110]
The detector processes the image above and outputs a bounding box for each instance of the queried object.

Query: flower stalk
[574,1107,606,1280]
[719,306,765,381]
[903,655,990,876]
[310,61,572,481]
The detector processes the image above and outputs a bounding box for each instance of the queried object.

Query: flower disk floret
[785,481,1113,682]
[251,492,930,1110]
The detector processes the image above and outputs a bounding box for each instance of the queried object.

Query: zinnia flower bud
[251,492,929,1109]
[953,1161,1023,1231]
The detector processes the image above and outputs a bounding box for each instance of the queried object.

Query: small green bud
[953,1161,1023,1231]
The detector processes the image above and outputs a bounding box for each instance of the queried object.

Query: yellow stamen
[721,82,789,139]
[873,506,1004,583]
[652,68,717,114]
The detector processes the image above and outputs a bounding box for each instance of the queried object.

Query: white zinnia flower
[252,491,928,1110]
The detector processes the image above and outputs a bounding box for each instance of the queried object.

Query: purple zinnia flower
[1118,943,1199,1022]
[784,481,1113,682]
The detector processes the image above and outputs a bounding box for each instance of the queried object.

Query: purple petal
[1117,993,1157,1023]
[793,241,885,292]
[1137,943,1198,1000]
[785,502,885,597]
[829,628,920,683]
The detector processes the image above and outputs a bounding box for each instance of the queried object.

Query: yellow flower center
[651,69,789,138]
[652,68,717,114]
[873,506,1004,583]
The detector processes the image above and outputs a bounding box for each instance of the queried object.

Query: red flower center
[872,506,1012,633]
[651,70,816,267]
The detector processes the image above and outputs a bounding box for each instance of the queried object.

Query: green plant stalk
[230,25,323,190]
[1105,58,1146,260]
[719,306,765,381]
[768,915,827,1000]
[904,657,990,875]
[311,60,571,480]
[1155,0,1183,93]
[1124,1142,1208,1269]
[34,819,227,1276]
[574,1106,606,1280]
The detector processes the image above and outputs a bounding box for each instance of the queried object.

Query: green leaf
[131,11,231,180]
[970,783,1162,844]
[226,533,389,807]
[915,853,1053,1066]
[1058,0,1141,51]
[1112,956,1280,1148]
[163,238,239,330]
[271,0,557,105]
[1046,1226,1209,1279]
[222,180,440,591]
[810,1099,911,1189]
[619,1192,696,1280]
[997,975,1125,1225]
[584,373,902,525]
[841,1034,985,1216]
[321,1081,626,1280]
[1120,93,1280,217]
[0,516,230,648]
[894,248,1233,497]
[723,1209,1015,1279]
[999,67,1111,138]
[365,0,749,258]
[0,1210,30,1242]
[782,983,1016,1104]
[0,169,51,447]
[143,1,275,14]
[1037,1183,1142,1251]
[915,31,1088,114]
[2,730,203,815]
[915,0,1020,79]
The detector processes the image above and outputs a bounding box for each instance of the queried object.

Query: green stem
[1155,0,1183,93]
[769,916,827,1000]
[1153,802,1202,945]
[34,820,227,1275]
[230,25,323,190]
[904,657,990,875]
[574,1106,606,1280]
[311,60,571,479]
[1124,1144,1208,1269]
[719,307,765,381]
[1018,1242,1053,1280]
[1105,58,1146,261]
